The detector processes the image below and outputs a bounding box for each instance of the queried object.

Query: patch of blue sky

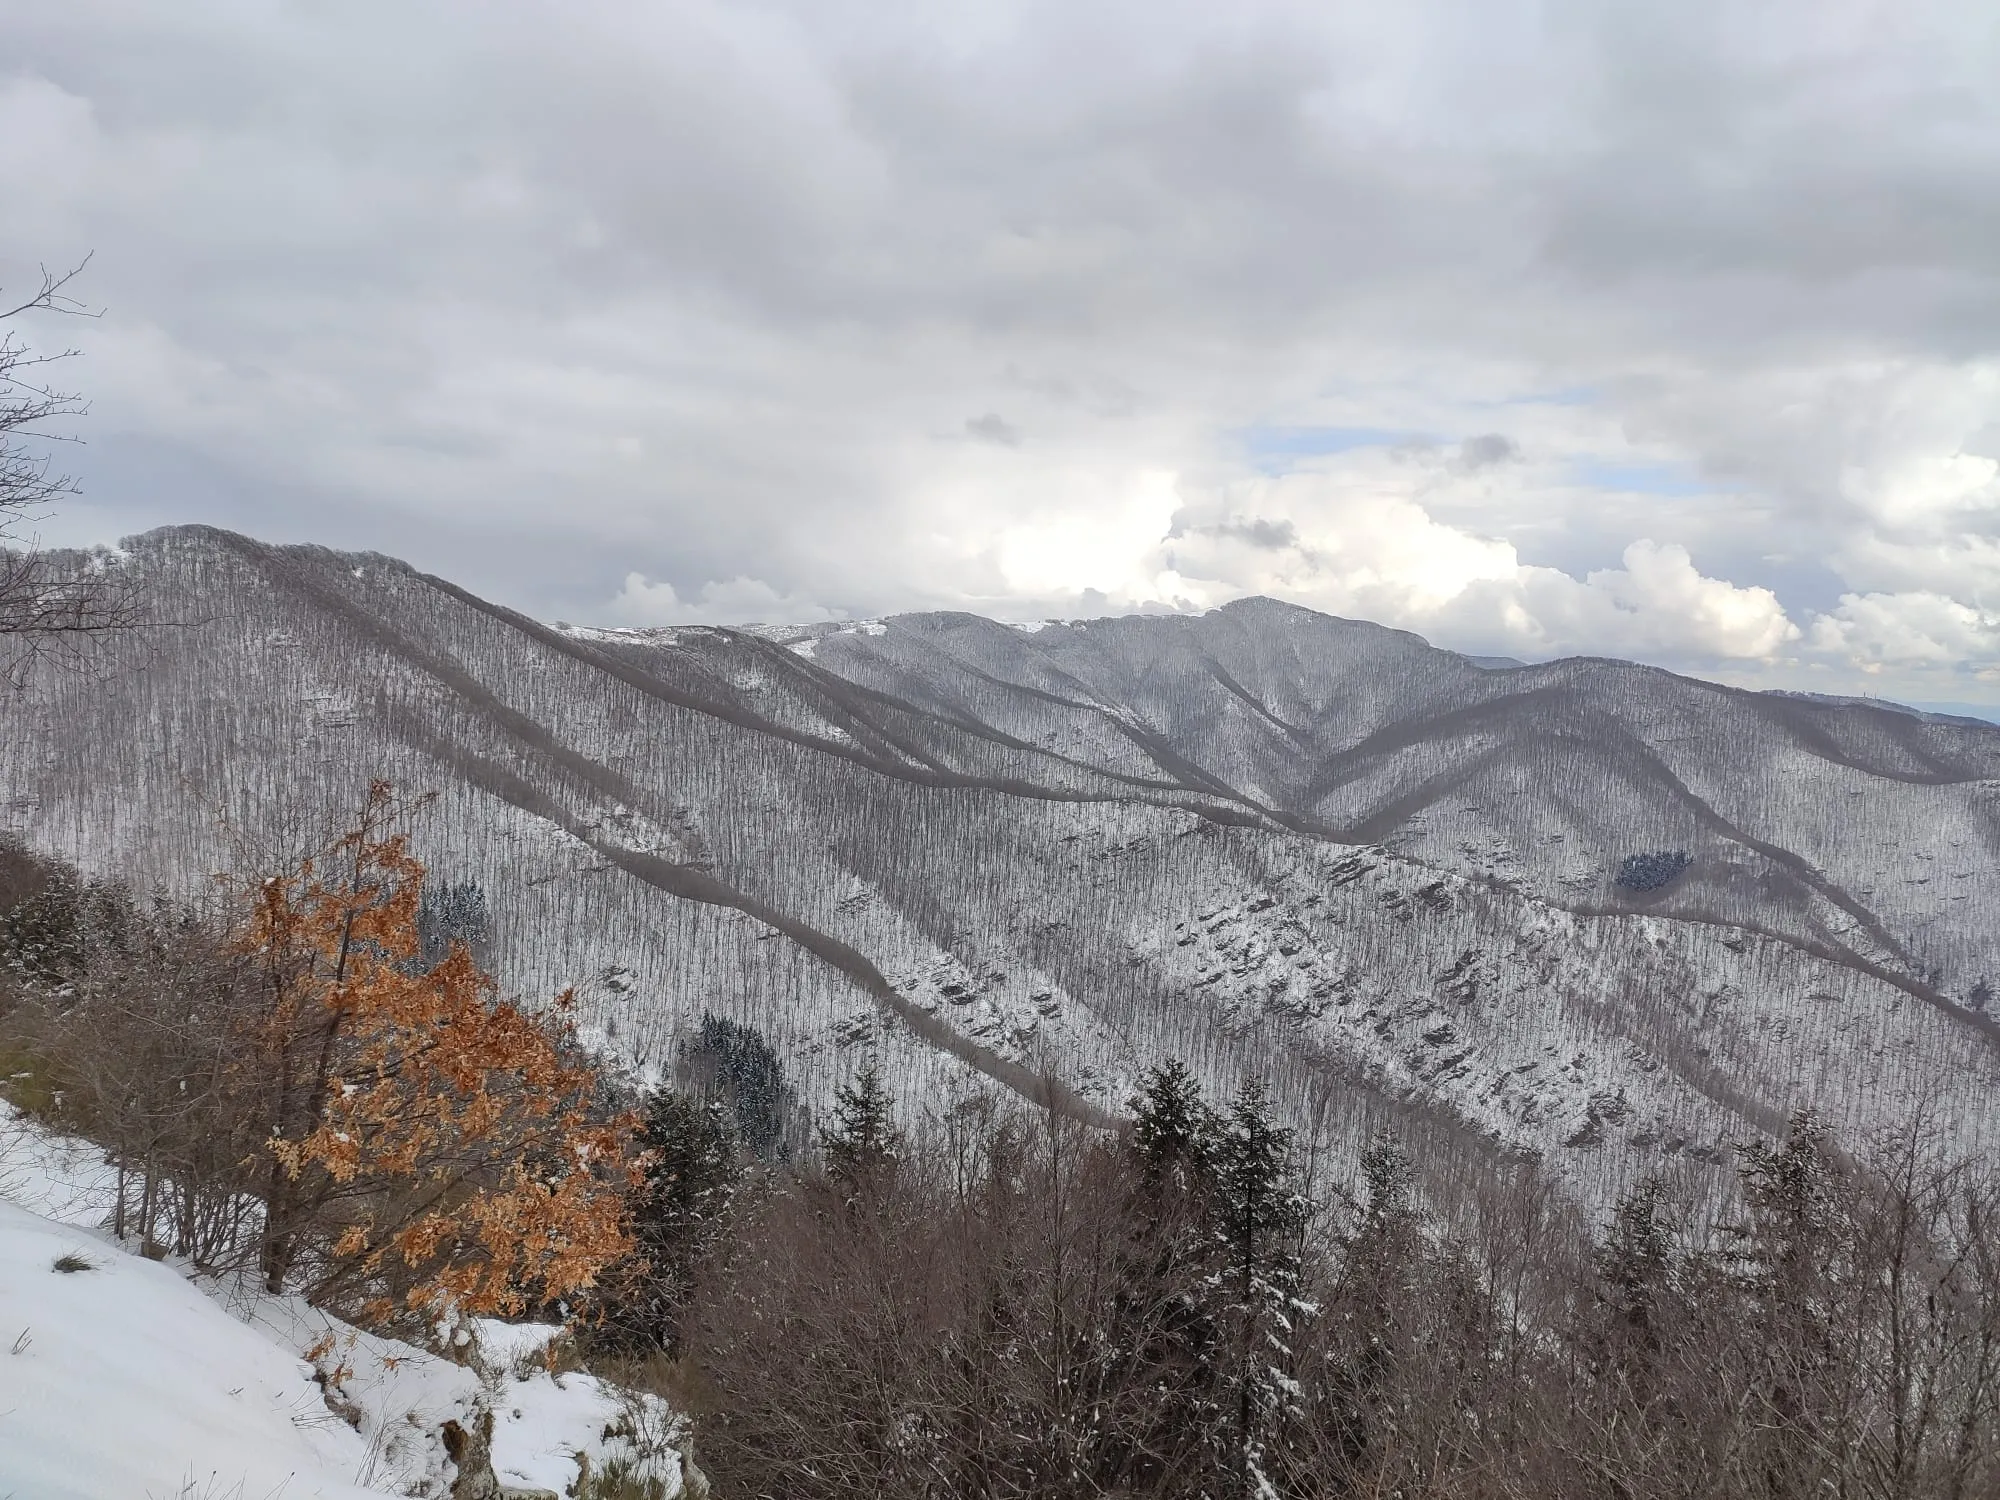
[1569,459,1711,497]
[1521,384,1598,407]
[1234,425,1411,473]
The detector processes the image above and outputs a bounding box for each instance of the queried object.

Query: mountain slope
[3,526,1995,1203]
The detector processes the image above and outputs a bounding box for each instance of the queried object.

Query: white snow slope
[0,1106,686,1500]
[0,1197,391,1500]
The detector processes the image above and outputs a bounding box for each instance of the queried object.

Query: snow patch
[0,1107,690,1499]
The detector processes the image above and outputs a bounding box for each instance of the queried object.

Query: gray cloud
[1211,517,1300,550]
[966,413,1023,447]
[1457,434,1518,470]
[1,0,1996,703]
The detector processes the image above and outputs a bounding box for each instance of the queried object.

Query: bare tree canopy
[1,256,142,683]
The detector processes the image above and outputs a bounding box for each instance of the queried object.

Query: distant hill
[4,526,1996,1204]
[1762,688,2000,728]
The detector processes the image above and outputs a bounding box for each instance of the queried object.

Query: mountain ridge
[5,524,1996,1203]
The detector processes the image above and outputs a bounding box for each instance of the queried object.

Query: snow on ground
[0,1198,389,1500]
[468,1320,683,1497]
[0,1105,689,1499]
[0,1101,120,1229]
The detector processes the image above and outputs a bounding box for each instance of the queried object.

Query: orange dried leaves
[237,782,638,1324]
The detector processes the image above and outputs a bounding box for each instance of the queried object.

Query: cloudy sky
[5,1,1999,707]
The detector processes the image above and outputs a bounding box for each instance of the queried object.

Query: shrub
[241,780,641,1327]
[0,784,643,1332]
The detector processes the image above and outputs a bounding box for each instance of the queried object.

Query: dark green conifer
[1212,1079,1310,1500]
[595,1087,738,1356]
[691,1013,796,1160]
[1132,1058,1218,1188]
[1596,1175,1675,1348]
[820,1057,900,1184]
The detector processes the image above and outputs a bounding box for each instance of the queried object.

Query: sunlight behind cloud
[991,469,1185,602]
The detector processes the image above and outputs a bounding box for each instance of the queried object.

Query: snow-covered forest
[5,527,2000,1194]
[3,526,1997,1207]
[6,0,2000,1485]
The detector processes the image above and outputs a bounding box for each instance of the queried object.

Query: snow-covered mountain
[5,526,1997,1203]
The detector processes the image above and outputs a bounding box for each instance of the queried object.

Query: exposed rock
[443,1410,501,1500]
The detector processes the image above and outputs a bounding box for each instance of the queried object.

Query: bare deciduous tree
[1,256,142,683]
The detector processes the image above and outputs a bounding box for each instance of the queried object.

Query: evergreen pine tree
[1732,1108,1838,1309]
[1211,1080,1310,1500]
[1327,1131,1424,1482]
[595,1088,738,1356]
[820,1058,900,1185]
[1346,1132,1423,1308]
[1132,1058,1218,1189]
[1115,1061,1227,1494]
[1595,1175,1675,1352]
[1725,1109,1844,1497]
[691,1014,795,1159]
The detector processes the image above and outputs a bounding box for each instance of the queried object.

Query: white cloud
[1576,541,1800,661]
[607,571,846,627]
[605,573,685,624]
[1153,465,1798,664]
[1172,478,1519,613]
[992,469,1185,600]
[1810,591,2000,671]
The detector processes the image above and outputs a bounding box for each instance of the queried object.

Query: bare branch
[0,254,140,679]
[0,254,100,323]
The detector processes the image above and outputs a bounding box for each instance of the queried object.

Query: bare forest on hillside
[636,1062,2000,1500]
[2,527,1996,1212]
[8,818,1997,1500]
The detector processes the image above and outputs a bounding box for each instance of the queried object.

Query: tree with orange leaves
[234,781,637,1329]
